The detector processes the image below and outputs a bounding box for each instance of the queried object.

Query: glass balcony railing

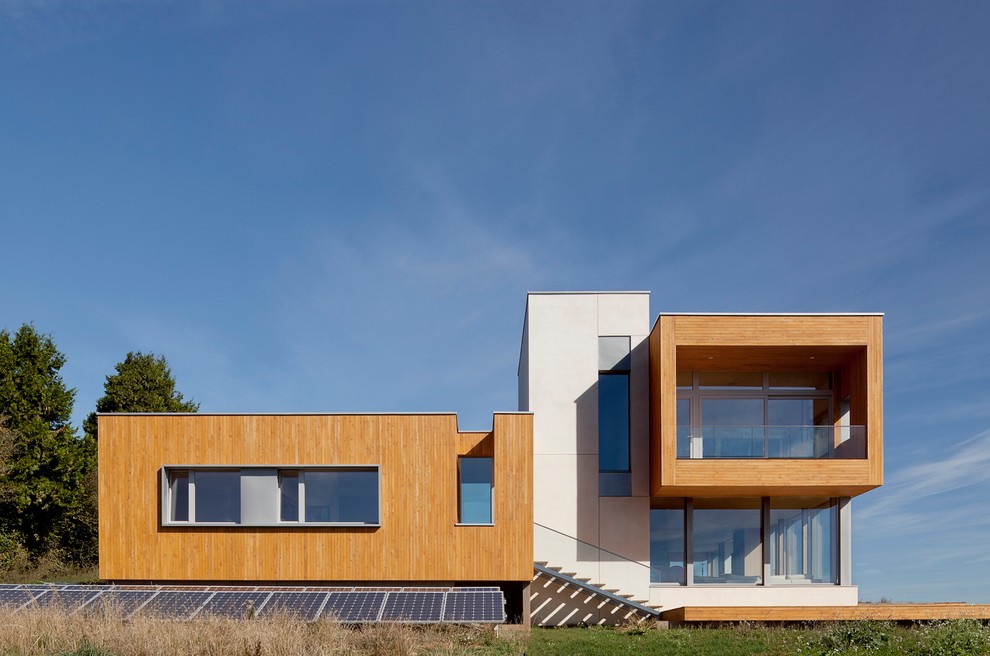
[675,425,866,459]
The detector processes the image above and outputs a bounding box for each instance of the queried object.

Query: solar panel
[258,592,329,622]
[442,591,505,623]
[34,588,102,611]
[380,591,445,622]
[86,590,157,617]
[140,591,213,620]
[320,591,387,622]
[0,585,506,624]
[195,591,271,619]
[0,588,39,610]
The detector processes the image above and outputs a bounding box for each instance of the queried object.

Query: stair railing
[534,522,666,603]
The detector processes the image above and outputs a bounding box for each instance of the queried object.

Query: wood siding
[649,314,883,498]
[662,604,990,623]
[99,413,533,583]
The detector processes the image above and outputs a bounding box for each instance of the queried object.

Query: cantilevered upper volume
[649,313,884,498]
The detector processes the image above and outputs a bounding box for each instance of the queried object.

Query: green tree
[0,325,92,558]
[84,351,198,440]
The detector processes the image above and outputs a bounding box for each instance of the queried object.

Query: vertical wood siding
[99,413,533,583]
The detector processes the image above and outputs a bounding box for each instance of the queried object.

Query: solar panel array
[0,584,505,623]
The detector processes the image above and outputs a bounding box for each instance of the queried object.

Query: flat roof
[526,290,650,295]
[97,411,532,416]
[656,312,884,316]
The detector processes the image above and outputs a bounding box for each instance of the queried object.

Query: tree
[84,352,198,441]
[0,325,92,557]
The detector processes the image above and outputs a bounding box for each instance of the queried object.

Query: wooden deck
[661,604,990,623]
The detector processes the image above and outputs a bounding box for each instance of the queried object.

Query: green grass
[8,618,990,655]
[526,621,990,656]
[528,625,807,656]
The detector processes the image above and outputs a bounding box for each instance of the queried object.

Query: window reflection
[459,458,493,524]
[650,507,685,584]
[305,470,379,524]
[769,499,838,584]
[692,501,763,584]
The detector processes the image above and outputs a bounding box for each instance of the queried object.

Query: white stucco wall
[651,585,859,610]
[521,292,652,600]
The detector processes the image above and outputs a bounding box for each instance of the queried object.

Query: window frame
[160,465,381,528]
[677,372,834,459]
[649,497,843,588]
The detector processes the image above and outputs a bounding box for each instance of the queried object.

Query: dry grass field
[0,606,523,656]
[4,607,990,656]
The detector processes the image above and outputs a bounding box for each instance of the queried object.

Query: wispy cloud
[861,429,990,523]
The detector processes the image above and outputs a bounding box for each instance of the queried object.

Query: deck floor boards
[661,604,990,623]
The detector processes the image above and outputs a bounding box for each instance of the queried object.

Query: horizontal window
[677,371,842,459]
[650,498,840,586]
[162,466,380,527]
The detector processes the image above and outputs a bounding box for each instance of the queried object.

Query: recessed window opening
[164,466,379,526]
[598,372,631,472]
[458,457,493,525]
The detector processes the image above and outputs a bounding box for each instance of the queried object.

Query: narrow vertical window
[459,457,493,524]
[280,471,299,522]
[598,373,630,472]
[650,505,686,584]
[169,470,189,522]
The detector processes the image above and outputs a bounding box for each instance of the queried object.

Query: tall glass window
[769,499,838,584]
[598,373,630,472]
[692,500,763,584]
[459,457,494,524]
[650,507,685,584]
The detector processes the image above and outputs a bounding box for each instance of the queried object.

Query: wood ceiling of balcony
[675,345,863,371]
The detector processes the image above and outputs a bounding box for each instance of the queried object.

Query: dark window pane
[280,471,299,522]
[305,470,379,524]
[702,399,763,457]
[768,372,830,390]
[195,470,241,523]
[698,371,762,389]
[459,458,493,524]
[650,508,685,584]
[169,471,189,522]
[677,398,691,458]
[598,373,630,472]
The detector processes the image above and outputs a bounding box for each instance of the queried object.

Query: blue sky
[2,1,989,602]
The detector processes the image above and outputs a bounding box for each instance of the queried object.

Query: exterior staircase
[531,561,660,626]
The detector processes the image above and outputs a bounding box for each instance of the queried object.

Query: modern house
[98,291,883,625]
[521,292,882,623]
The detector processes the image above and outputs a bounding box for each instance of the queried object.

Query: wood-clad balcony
[649,314,883,498]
